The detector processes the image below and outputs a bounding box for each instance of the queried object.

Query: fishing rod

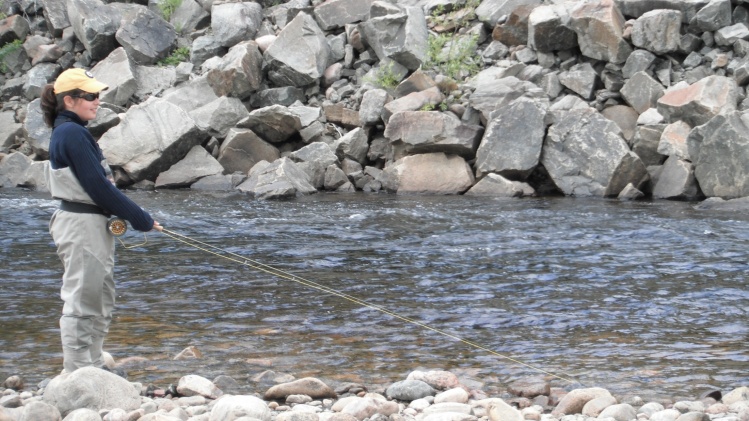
[109,218,580,385]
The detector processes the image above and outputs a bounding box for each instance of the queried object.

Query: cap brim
[79,79,109,93]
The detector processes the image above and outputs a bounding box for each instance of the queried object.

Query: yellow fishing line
[156,227,579,385]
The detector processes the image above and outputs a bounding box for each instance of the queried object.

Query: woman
[41,68,162,374]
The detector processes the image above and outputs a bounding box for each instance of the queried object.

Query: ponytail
[40,84,66,128]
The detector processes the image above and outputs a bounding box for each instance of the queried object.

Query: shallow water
[1,189,748,401]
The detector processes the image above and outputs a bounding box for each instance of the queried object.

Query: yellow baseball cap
[53,68,109,94]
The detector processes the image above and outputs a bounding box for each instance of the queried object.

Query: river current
[1,189,748,401]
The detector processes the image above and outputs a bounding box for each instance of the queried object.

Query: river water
[1,188,748,401]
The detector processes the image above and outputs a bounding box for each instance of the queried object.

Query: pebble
[1,370,748,421]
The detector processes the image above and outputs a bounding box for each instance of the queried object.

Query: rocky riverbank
[2,365,749,421]
[3,0,749,203]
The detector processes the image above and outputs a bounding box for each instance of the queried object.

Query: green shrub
[158,0,182,21]
[365,61,400,90]
[0,39,23,74]
[423,0,482,81]
[157,46,190,67]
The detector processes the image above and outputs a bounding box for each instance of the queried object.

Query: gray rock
[333,127,369,164]
[569,0,632,64]
[0,111,22,153]
[689,0,731,32]
[606,151,650,197]
[492,5,534,47]
[170,0,209,35]
[23,98,52,159]
[652,155,703,200]
[264,12,331,87]
[385,379,436,401]
[617,183,645,200]
[289,141,339,188]
[162,75,220,113]
[632,124,667,166]
[238,105,302,144]
[61,408,101,421]
[313,0,373,30]
[42,367,140,418]
[687,111,749,198]
[475,0,542,28]
[115,7,177,65]
[323,164,349,190]
[622,49,656,79]
[98,98,209,183]
[218,128,280,175]
[385,111,483,159]
[381,153,474,195]
[208,395,271,421]
[714,23,749,47]
[205,40,263,100]
[237,158,317,199]
[0,14,30,44]
[18,400,61,421]
[176,374,223,399]
[558,62,599,100]
[657,121,691,160]
[189,96,250,139]
[598,404,637,421]
[190,35,227,67]
[359,3,428,70]
[0,152,32,188]
[210,1,263,48]
[248,87,306,109]
[657,75,738,126]
[468,75,546,123]
[527,5,577,53]
[155,145,224,188]
[133,65,176,101]
[542,108,633,197]
[359,88,391,125]
[552,387,614,416]
[475,98,546,179]
[465,173,535,197]
[620,71,665,114]
[382,86,444,123]
[601,105,638,142]
[264,377,336,400]
[23,62,59,100]
[614,0,709,22]
[66,0,119,60]
[631,9,682,54]
[91,47,137,107]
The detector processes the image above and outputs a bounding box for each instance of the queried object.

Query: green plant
[365,61,399,90]
[158,0,182,21]
[424,0,482,81]
[157,46,190,67]
[0,39,22,74]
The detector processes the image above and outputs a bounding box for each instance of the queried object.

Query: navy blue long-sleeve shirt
[49,110,154,232]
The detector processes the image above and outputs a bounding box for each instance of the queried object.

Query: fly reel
[107,217,128,237]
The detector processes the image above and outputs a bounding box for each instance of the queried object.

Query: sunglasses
[71,92,100,101]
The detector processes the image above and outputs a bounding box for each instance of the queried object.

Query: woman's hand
[152,221,163,232]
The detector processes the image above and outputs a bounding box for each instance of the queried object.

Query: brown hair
[40,84,64,128]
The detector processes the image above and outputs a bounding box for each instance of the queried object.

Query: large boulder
[630,9,682,54]
[91,47,137,107]
[154,145,224,188]
[210,1,263,48]
[98,98,209,183]
[66,0,119,60]
[237,105,302,144]
[381,152,475,194]
[217,128,280,175]
[359,2,428,70]
[652,156,703,200]
[569,0,632,64]
[204,40,263,100]
[384,111,483,159]
[528,4,578,52]
[686,111,749,198]
[209,395,271,421]
[115,6,177,65]
[313,0,374,30]
[541,107,635,197]
[237,158,317,200]
[189,96,250,139]
[475,98,547,179]
[264,12,331,87]
[42,367,140,418]
[657,76,738,127]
